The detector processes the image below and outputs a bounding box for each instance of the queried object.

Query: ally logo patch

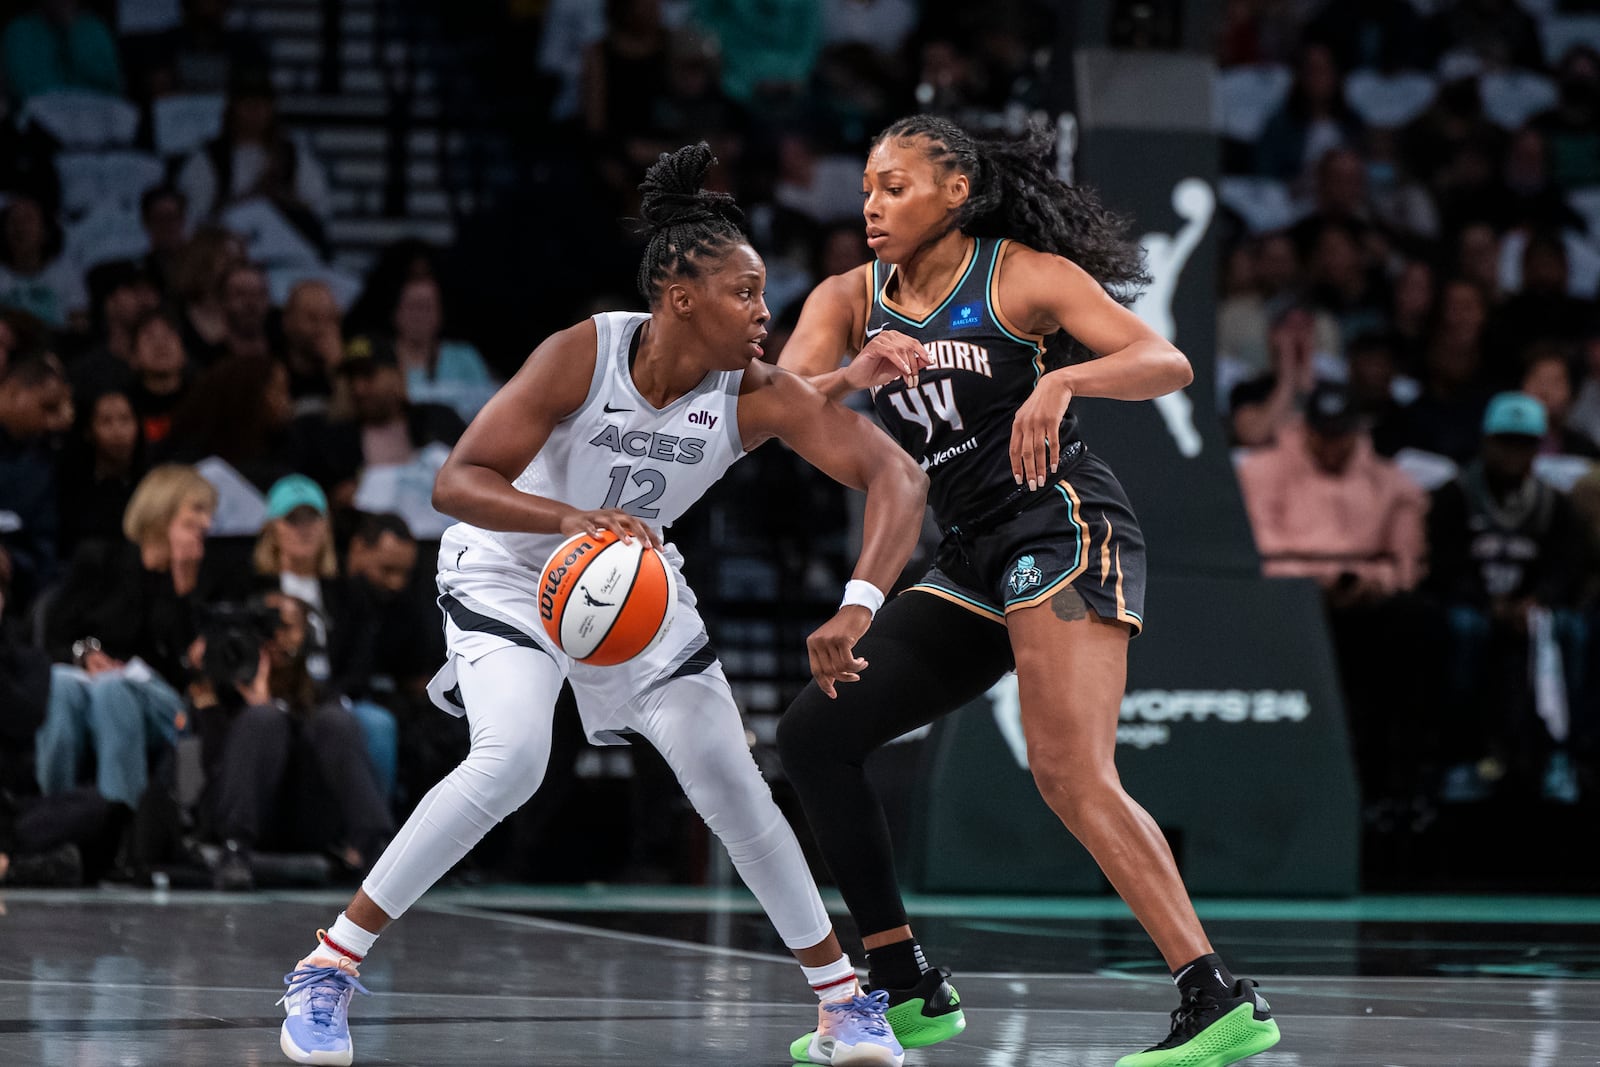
[1008,554,1043,596]
[949,301,983,329]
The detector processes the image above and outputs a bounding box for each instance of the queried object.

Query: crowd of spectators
[3,0,1595,892]
[1219,0,1600,814]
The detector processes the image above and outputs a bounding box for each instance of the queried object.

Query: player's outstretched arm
[739,363,928,696]
[432,319,658,545]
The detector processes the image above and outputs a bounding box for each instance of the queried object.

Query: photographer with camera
[38,465,216,813]
[193,591,394,891]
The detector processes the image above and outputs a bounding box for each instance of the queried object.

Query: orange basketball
[537,529,677,665]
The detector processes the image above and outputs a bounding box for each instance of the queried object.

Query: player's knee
[455,721,550,815]
[1031,763,1118,827]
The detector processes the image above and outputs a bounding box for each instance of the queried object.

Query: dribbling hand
[560,508,663,549]
[845,330,932,391]
[807,605,872,699]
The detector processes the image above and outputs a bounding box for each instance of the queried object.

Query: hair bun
[638,143,744,232]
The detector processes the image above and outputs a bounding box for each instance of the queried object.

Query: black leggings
[777,591,1013,935]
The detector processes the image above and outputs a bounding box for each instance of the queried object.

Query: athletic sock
[802,956,859,1003]
[1172,953,1236,999]
[312,912,379,964]
[865,938,931,991]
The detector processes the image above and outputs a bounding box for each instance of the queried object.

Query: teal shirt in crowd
[2,11,123,105]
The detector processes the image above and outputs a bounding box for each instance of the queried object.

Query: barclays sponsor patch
[949,301,983,329]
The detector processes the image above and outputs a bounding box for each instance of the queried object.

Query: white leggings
[362,645,833,951]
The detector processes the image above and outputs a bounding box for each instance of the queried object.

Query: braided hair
[635,143,748,305]
[872,115,1150,304]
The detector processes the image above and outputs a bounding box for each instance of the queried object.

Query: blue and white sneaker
[800,989,905,1066]
[278,951,371,1065]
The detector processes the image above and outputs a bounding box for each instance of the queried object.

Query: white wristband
[840,579,885,618]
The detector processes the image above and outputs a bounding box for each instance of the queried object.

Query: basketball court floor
[4,885,1597,1066]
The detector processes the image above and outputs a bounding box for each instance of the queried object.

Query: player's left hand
[807,606,872,698]
[1011,370,1073,490]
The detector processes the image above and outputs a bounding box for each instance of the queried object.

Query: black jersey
[867,237,1084,527]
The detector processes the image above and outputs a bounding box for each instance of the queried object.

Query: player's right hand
[845,329,932,391]
[561,508,662,548]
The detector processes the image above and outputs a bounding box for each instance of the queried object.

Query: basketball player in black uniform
[776,115,1281,1066]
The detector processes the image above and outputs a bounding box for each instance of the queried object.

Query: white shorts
[425,526,717,745]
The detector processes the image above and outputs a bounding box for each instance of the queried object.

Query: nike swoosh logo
[602,403,632,414]
[864,323,888,340]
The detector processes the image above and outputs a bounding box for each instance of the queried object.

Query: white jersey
[431,311,747,743]
[445,310,745,569]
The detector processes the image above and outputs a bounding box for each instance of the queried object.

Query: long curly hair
[871,115,1150,304]
[634,142,748,305]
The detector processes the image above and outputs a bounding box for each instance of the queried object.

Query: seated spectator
[1520,344,1600,459]
[278,280,343,413]
[0,572,108,888]
[57,388,146,553]
[193,590,393,890]
[0,353,73,610]
[171,225,247,366]
[1494,128,1586,234]
[332,512,439,700]
[1388,259,1436,374]
[0,0,123,106]
[38,465,216,811]
[1303,0,1432,72]
[1303,218,1388,342]
[1253,42,1363,183]
[1426,0,1542,70]
[691,0,822,111]
[624,29,747,178]
[176,71,332,249]
[342,238,440,342]
[1238,381,1428,592]
[0,194,88,332]
[1530,45,1600,189]
[214,263,273,363]
[1426,393,1589,803]
[126,309,194,448]
[124,0,270,101]
[1216,233,1341,391]
[1237,381,1435,802]
[227,478,402,801]
[1390,278,1493,463]
[1566,324,1600,450]
[69,261,162,407]
[1345,333,1412,457]
[1485,232,1596,372]
[139,187,189,300]
[387,275,495,421]
[1227,305,1323,448]
[293,340,466,506]
[159,354,294,492]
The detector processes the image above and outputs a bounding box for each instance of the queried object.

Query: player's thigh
[455,646,568,775]
[1006,600,1130,772]
[781,590,1014,759]
[631,665,770,817]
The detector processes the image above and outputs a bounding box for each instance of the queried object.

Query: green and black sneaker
[1116,978,1280,1067]
[789,967,966,1061]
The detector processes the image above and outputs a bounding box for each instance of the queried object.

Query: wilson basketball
[537,529,676,665]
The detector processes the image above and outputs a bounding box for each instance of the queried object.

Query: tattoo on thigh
[1050,587,1088,622]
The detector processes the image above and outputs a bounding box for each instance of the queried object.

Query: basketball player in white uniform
[276,144,932,1067]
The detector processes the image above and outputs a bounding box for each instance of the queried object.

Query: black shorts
[908,450,1147,634]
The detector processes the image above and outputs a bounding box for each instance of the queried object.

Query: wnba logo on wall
[1007,555,1043,595]
[949,301,983,329]
[539,538,598,620]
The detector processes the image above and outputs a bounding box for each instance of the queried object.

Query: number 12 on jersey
[886,378,964,445]
[602,464,666,518]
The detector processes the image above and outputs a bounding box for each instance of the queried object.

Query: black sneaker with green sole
[1116,978,1280,1067]
[788,967,966,1061]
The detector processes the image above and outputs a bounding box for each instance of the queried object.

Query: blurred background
[0,0,1597,900]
